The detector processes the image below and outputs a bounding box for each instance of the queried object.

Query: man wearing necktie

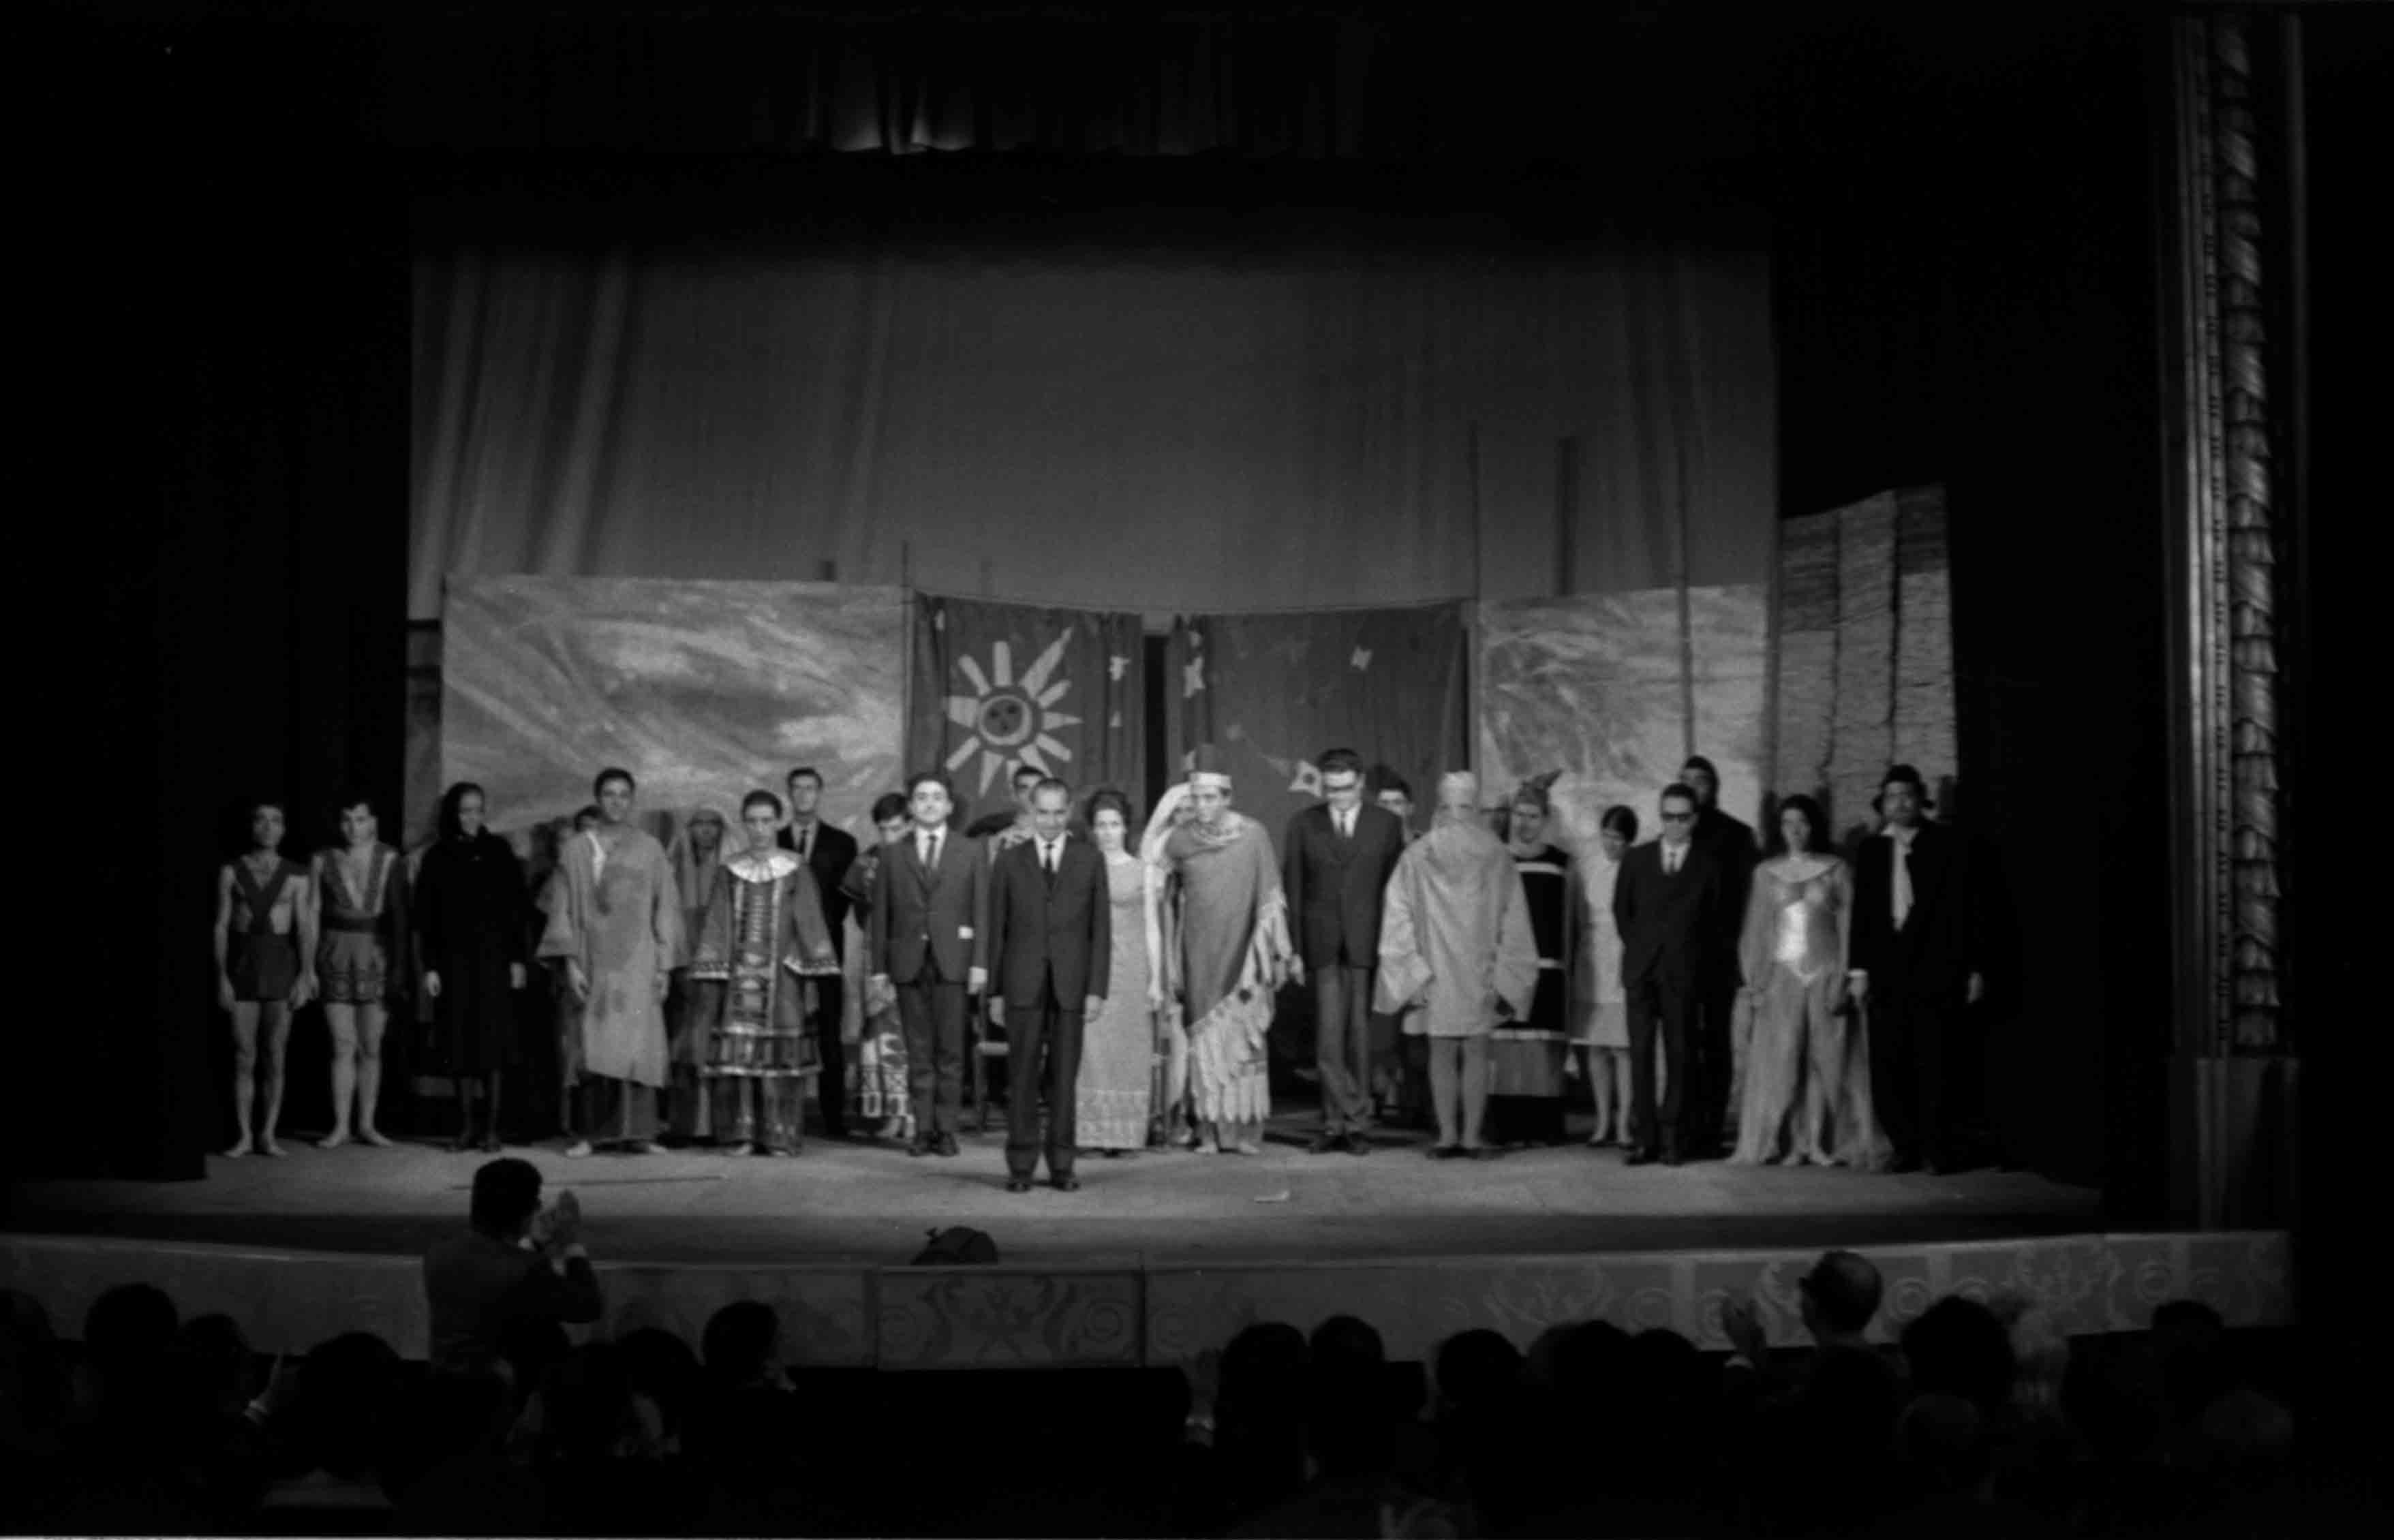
[778,766,860,1140]
[867,771,987,1157]
[1848,765,1987,1175]
[1283,748,1409,1154]
[1610,782,1725,1165]
[985,778,1110,1191]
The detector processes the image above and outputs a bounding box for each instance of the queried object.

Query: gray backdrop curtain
[410,229,1775,620]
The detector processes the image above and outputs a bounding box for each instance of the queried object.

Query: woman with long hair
[1075,788,1156,1154]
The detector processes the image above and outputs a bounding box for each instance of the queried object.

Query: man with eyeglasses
[1610,782,1727,1166]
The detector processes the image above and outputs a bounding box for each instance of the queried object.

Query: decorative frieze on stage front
[1477,585,1768,844]
[0,1229,2291,1372]
[440,575,906,840]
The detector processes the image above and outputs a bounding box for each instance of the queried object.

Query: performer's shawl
[1163,811,1291,1124]
[1375,816,1540,1036]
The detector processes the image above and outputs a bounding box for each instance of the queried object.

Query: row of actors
[212,751,1989,1181]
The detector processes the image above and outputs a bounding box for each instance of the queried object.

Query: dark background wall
[17,5,2370,1227]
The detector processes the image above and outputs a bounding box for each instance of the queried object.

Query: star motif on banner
[1351,647,1372,671]
[1108,655,1130,681]
[1183,654,1207,697]
[1263,754,1323,798]
[942,632,1082,795]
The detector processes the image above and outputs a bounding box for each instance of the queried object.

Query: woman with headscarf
[664,807,730,1138]
[416,782,528,1151]
[1377,772,1542,1158]
[1491,774,1574,1148]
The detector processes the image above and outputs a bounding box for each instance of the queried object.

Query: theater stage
[1,1107,2290,1372]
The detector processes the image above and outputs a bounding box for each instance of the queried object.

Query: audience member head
[173,1312,256,1417]
[1774,792,1831,857]
[438,782,490,843]
[468,1156,544,1242]
[406,1366,515,1469]
[1432,1328,1523,1425]
[538,1342,660,1466]
[83,1282,179,1385]
[1306,1315,1391,1475]
[615,1327,701,1449]
[292,1331,402,1479]
[1598,803,1638,860]
[1680,754,1721,809]
[1800,1250,1884,1343]
[1897,1391,1992,1498]
[2151,1298,2233,1419]
[1901,1296,2016,1419]
[701,1301,784,1390]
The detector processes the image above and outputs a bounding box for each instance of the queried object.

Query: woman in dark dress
[416,782,527,1151]
[1490,777,1574,1147]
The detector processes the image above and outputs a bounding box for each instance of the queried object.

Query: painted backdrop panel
[441,576,906,842]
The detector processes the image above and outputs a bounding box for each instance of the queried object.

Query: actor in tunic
[1075,790,1156,1154]
[314,791,412,1149]
[416,782,529,1152]
[1375,772,1541,1159]
[1572,805,1638,1148]
[1154,770,1291,1156]
[686,791,840,1155]
[539,768,683,1157]
[1491,777,1574,1148]
[840,792,916,1142]
[1732,795,1888,1168]
[215,800,316,1158]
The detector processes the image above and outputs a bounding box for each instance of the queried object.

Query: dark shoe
[1005,1177,1034,1193]
[478,1133,503,1153]
[1662,1145,1685,1167]
[1625,1147,1659,1167]
[1308,1131,1345,1155]
[907,1137,933,1158]
[1462,1145,1494,1161]
[1430,1144,1462,1160]
[1052,1174,1081,1192]
[934,1133,961,1158]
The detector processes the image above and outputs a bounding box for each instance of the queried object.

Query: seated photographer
[423,1158,602,1375]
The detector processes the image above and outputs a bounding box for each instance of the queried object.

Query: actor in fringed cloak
[1376,772,1541,1158]
[1154,772,1291,1155]
[686,841,840,1154]
[538,820,681,1153]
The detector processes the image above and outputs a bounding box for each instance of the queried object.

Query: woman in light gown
[1075,789,1155,1155]
[1572,805,1638,1148]
[839,793,916,1143]
[1730,794,1888,1167]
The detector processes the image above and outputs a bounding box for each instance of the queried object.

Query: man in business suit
[985,777,1110,1192]
[868,771,988,1157]
[778,765,861,1140]
[1285,748,1408,1154]
[1680,753,1757,1156]
[1847,765,1986,1174]
[1611,782,1725,1166]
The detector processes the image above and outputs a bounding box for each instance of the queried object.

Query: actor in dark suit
[1848,765,1986,1173]
[1284,748,1408,1153]
[777,765,861,1139]
[985,778,1111,1191]
[422,1157,602,1373]
[868,771,988,1156]
[1681,754,1758,1156]
[1611,782,1725,1165]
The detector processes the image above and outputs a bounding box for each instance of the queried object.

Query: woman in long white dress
[1573,805,1637,1148]
[1075,790,1156,1154]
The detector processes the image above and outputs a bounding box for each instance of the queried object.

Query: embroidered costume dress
[316,844,410,1004]
[1075,851,1156,1150]
[1488,843,1574,1145]
[228,855,308,1002]
[686,850,840,1152]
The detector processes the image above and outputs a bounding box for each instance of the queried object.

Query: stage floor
[8,1104,2101,1267]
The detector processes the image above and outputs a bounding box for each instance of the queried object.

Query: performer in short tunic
[1154,771,1291,1155]
[1076,790,1155,1152]
[538,771,681,1154]
[686,797,840,1155]
[1489,777,1573,1146]
[215,799,315,1159]
[415,782,529,1151]
[314,795,412,1149]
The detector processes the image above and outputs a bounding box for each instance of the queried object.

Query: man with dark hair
[540,768,683,1156]
[868,771,988,1156]
[1284,748,1408,1155]
[423,1158,602,1374]
[1678,754,1756,1156]
[986,776,1109,1190]
[1849,764,1986,1173]
[777,765,860,1140]
[1610,782,1725,1165]
[1368,767,1419,842]
[214,800,315,1158]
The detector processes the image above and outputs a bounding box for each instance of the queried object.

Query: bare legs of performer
[1579,1045,1631,1147]
[321,1002,391,1148]
[224,1002,291,1158]
[1426,1037,1490,1156]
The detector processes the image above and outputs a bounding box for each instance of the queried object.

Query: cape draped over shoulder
[1161,807,1291,1125]
[1375,817,1540,1037]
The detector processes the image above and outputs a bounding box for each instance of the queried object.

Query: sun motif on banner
[943,633,1083,795]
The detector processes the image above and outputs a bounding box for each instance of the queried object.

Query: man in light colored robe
[1159,771,1291,1155]
[539,768,683,1156]
[1375,771,1541,1157]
